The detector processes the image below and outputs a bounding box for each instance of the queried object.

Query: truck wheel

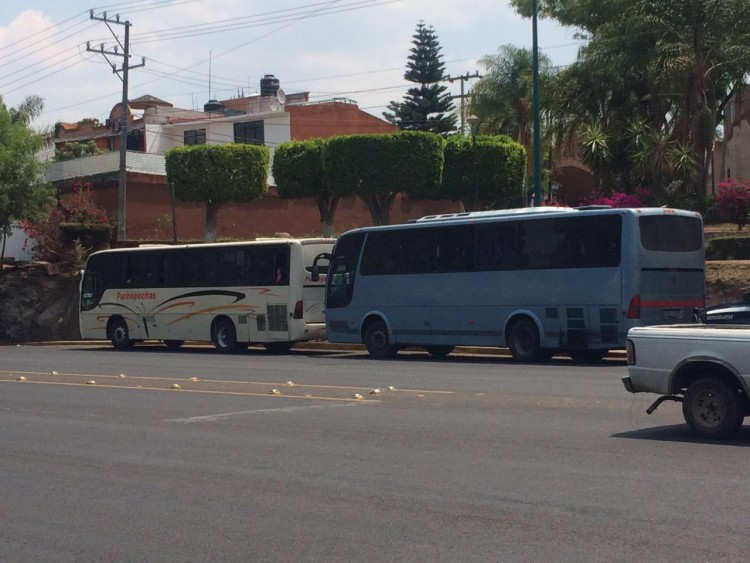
[212,318,238,353]
[364,320,397,359]
[507,318,545,362]
[682,378,744,439]
[110,317,134,350]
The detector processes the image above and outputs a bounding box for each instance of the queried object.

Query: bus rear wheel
[364,320,397,359]
[507,318,545,362]
[109,317,134,350]
[212,318,238,353]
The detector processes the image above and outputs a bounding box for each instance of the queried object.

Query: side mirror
[311,252,332,283]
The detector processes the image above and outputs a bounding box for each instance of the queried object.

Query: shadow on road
[613,424,750,446]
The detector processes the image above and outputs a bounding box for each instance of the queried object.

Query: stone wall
[0,264,80,342]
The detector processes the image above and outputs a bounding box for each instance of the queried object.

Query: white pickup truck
[623,324,750,439]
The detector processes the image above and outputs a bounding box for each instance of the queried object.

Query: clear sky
[0,0,583,128]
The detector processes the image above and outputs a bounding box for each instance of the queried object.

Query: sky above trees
[0,1,582,127]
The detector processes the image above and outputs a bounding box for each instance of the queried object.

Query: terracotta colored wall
[288,102,397,140]
[83,173,460,241]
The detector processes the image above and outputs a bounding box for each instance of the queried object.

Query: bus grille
[268,305,289,332]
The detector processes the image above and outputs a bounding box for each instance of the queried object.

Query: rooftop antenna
[208,50,212,100]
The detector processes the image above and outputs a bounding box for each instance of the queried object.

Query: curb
[15,340,626,358]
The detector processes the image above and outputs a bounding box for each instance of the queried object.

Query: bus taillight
[292,300,304,319]
[626,295,641,319]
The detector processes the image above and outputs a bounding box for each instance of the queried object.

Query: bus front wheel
[364,320,397,359]
[109,317,134,350]
[212,318,238,353]
[507,318,545,362]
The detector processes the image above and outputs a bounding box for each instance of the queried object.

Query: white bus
[322,207,705,362]
[80,238,334,352]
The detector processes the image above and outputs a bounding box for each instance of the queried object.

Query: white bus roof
[411,206,701,225]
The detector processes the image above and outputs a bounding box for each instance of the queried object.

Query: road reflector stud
[387,385,396,391]
[16,376,27,382]
[352,393,364,400]
[117,373,127,379]
[370,388,382,395]
[269,388,281,395]
[51,371,59,375]
[416,394,425,398]
[187,377,199,382]
[285,381,295,387]
[170,383,181,390]
[86,380,96,385]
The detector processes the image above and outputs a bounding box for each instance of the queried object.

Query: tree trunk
[316,196,339,238]
[362,192,396,226]
[204,202,221,242]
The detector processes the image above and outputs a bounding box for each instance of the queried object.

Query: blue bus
[322,206,705,362]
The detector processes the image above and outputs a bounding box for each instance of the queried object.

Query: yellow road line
[0,379,377,401]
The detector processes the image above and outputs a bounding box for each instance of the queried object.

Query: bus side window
[476,223,518,270]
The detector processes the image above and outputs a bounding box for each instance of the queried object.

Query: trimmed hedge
[706,236,750,260]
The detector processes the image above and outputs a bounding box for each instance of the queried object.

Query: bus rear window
[639,215,702,252]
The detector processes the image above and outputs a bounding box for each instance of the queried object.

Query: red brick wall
[76,173,460,241]
[288,102,397,140]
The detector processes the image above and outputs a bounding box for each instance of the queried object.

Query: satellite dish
[276,89,286,105]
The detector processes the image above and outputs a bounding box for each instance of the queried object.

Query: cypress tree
[384,21,457,135]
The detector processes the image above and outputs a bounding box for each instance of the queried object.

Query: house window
[234,121,264,145]
[184,129,206,145]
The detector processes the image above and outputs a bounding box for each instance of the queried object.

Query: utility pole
[87,11,145,241]
[531,0,542,207]
[446,71,481,134]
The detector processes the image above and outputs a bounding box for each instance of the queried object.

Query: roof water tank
[204,99,223,112]
[260,74,280,97]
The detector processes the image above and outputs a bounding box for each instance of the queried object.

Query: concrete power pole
[446,71,481,134]
[87,11,145,241]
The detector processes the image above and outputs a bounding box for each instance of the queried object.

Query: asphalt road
[1,343,749,562]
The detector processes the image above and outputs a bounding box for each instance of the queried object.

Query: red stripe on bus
[640,299,705,308]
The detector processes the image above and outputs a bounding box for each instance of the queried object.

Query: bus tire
[364,320,397,359]
[164,339,184,350]
[507,318,545,363]
[109,317,134,350]
[682,378,744,439]
[212,318,238,353]
[264,342,294,355]
[424,345,454,359]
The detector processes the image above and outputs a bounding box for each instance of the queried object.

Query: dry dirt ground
[706,260,750,306]
[704,223,750,305]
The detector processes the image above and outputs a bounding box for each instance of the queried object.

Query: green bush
[706,236,750,260]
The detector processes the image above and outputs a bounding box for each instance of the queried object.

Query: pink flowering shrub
[715,178,750,231]
[578,188,652,208]
[22,181,111,262]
